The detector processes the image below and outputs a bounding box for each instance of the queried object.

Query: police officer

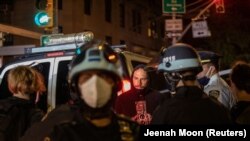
[20,40,139,141]
[197,51,236,109]
[151,43,231,124]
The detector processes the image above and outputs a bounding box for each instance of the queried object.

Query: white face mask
[79,75,112,108]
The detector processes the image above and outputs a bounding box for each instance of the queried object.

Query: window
[105,36,112,45]
[120,40,125,45]
[132,9,136,32]
[3,34,13,46]
[0,62,50,113]
[131,60,147,68]
[137,12,141,33]
[58,0,62,10]
[84,0,92,15]
[105,0,112,22]
[56,60,71,106]
[58,25,63,33]
[119,4,125,28]
[131,9,141,33]
[0,70,12,99]
[32,63,50,113]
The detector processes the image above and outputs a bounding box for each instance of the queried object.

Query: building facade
[1,0,164,57]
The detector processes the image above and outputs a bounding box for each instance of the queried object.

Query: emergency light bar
[25,43,85,54]
[41,31,94,46]
[111,44,127,52]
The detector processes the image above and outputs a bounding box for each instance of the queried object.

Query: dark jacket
[151,86,232,124]
[20,104,139,141]
[0,96,44,141]
[231,101,250,124]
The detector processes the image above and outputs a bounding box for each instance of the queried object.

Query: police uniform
[152,44,232,124]
[204,74,236,109]
[199,51,236,109]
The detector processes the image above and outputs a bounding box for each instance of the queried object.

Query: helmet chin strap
[169,81,178,95]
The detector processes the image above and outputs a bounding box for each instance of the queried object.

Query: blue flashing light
[76,48,81,55]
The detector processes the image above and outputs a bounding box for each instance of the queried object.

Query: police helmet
[68,40,123,94]
[198,51,221,65]
[158,43,202,73]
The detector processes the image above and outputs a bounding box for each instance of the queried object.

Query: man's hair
[231,64,250,93]
[131,64,149,79]
[231,55,249,67]
[131,64,151,87]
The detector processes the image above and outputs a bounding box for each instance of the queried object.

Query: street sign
[192,20,211,38]
[166,32,182,38]
[162,0,186,14]
[165,19,183,31]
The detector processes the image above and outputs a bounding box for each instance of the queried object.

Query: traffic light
[34,0,54,28]
[215,0,225,13]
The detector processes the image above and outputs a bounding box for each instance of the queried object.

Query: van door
[51,56,73,109]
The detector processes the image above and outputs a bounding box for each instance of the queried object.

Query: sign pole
[177,0,216,42]
[172,12,177,45]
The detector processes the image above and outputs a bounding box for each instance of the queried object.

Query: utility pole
[52,0,59,34]
[177,0,217,42]
[0,23,42,39]
[162,0,185,45]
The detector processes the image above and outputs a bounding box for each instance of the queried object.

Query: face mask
[79,75,112,108]
[197,76,210,86]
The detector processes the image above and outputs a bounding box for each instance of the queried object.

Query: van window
[131,60,147,68]
[32,63,50,112]
[0,63,50,113]
[0,70,11,99]
[56,60,71,106]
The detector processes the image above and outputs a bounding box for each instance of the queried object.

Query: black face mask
[163,72,182,95]
[197,76,210,86]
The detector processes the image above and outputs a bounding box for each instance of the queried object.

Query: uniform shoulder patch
[208,90,220,99]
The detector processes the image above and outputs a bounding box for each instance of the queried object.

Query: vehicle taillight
[117,79,131,96]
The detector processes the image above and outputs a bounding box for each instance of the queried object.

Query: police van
[0,32,151,113]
